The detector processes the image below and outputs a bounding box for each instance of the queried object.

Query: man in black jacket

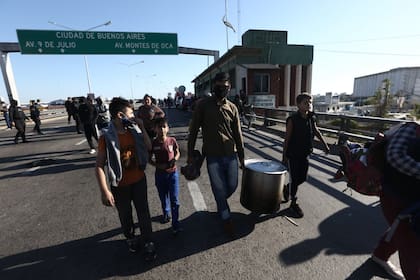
[9,99,30,144]
[78,96,98,154]
[29,99,43,135]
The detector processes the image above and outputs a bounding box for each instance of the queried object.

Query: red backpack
[339,132,385,196]
[339,122,420,196]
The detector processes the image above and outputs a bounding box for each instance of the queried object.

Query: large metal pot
[240,159,288,214]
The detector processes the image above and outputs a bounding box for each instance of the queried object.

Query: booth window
[253,73,269,94]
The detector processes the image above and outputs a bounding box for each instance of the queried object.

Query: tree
[414,103,420,120]
[374,79,391,117]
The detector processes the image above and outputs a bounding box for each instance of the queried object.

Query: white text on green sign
[16,30,178,55]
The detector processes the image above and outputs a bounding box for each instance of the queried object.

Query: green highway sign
[16,29,178,55]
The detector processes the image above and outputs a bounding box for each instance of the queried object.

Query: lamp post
[118,60,145,99]
[48,20,112,95]
[223,0,236,51]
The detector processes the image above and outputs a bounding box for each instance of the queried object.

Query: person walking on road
[136,94,165,139]
[149,117,182,235]
[29,99,44,135]
[187,72,245,238]
[9,99,30,144]
[78,97,98,154]
[95,97,110,133]
[282,93,330,218]
[70,97,82,134]
[64,97,73,124]
[95,97,157,261]
[1,101,12,129]
[371,122,420,280]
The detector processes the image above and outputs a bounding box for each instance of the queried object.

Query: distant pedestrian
[187,72,245,238]
[29,100,43,135]
[70,97,82,134]
[95,97,156,260]
[95,97,110,132]
[233,94,243,116]
[9,99,30,144]
[78,97,98,154]
[149,117,182,234]
[136,94,165,139]
[282,93,330,218]
[64,97,73,124]
[1,102,12,129]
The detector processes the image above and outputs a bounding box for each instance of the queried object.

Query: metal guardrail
[246,106,411,143]
[0,108,66,124]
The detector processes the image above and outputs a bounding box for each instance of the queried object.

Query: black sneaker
[161,214,171,224]
[126,237,139,253]
[172,225,184,236]
[143,242,157,261]
[290,201,304,218]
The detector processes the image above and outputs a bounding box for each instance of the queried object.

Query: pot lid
[244,159,287,174]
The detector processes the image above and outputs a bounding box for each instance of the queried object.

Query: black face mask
[121,114,136,128]
[214,85,229,99]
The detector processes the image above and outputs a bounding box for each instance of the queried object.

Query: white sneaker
[371,255,404,279]
[89,149,96,154]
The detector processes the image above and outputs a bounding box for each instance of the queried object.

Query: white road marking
[75,139,87,146]
[22,166,40,174]
[187,181,207,211]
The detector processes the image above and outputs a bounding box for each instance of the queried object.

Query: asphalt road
[0,109,399,280]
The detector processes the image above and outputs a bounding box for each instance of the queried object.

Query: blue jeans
[155,170,180,228]
[206,155,238,220]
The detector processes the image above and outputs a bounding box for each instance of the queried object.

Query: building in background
[193,30,313,108]
[353,67,420,107]
[313,92,356,114]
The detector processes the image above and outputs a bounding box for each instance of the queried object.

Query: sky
[1,0,420,103]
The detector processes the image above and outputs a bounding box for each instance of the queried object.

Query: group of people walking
[4,99,44,144]
[1,71,417,278]
[92,73,330,262]
[64,96,110,154]
[92,72,419,279]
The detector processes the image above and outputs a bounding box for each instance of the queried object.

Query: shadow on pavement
[345,258,394,280]
[278,175,389,278]
[0,152,96,180]
[0,211,256,280]
[231,124,390,279]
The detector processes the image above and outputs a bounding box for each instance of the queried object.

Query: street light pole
[48,20,112,94]
[83,56,92,94]
[118,60,145,99]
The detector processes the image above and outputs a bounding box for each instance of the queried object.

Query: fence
[247,107,410,144]
[0,108,66,125]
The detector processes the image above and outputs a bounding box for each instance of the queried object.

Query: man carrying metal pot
[187,72,245,238]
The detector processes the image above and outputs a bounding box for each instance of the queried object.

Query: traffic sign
[16,29,178,55]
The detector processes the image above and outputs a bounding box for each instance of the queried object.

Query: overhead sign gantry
[2,30,219,104]
[16,30,178,55]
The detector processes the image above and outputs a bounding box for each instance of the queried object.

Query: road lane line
[187,181,207,211]
[75,139,87,146]
[22,166,40,174]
